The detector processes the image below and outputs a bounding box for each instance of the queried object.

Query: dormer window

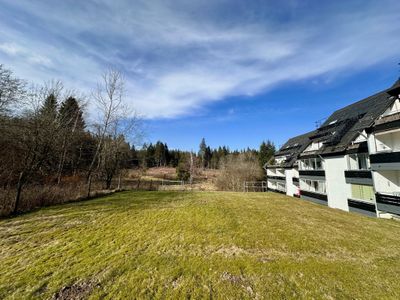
[304,141,323,152]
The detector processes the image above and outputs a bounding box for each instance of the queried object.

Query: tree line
[130,138,275,171]
[0,65,136,214]
[0,63,276,215]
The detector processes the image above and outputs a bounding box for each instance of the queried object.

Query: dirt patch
[51,280,99,300]
[215,245,247,257]
[221,272,245,284]
[220,272,258,298]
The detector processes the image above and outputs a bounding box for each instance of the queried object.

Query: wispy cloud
[0,0,399,118]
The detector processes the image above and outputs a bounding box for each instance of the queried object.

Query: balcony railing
[375,193,400,215]
[267,175,286,182]
[370,152,400,164]
[348,199,376,213]
[300,190,328,201]
[344,170,372,179]
[267,187,286,194]
[299,170,325,177]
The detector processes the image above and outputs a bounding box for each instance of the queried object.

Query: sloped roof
[388,78,400,96]
[303,82,397,156]
[268,130,316,168]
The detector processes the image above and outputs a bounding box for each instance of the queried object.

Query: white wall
[325,156,350,211]
[266,168,275,177]
[375,130,400,152]
[285,169,299,197]
[373,170,400,194]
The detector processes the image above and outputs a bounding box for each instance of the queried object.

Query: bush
[215,152,263,191]
[176,163,190,182]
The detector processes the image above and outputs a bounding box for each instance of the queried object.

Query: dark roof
[268,130,316,168]
[388,78,400,96]
[302,82,397,156]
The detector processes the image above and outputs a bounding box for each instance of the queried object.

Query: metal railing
[244,181,267,192]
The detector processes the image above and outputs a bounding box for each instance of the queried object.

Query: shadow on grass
[0,191,193,221]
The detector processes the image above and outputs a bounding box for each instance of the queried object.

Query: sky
[0,0,399,150]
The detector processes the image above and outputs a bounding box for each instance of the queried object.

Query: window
[300,179,326,194]
[300,158,323,170]
[348,153,369,170]
[316,158,323,170]
[305,141,323,152]
[358,154,368,170]
[351,184,374,202]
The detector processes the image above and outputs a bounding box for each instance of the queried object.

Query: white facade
[268,81,400,219]
[325,156,350,211]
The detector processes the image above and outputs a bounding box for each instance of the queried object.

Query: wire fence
[243,181,267,192]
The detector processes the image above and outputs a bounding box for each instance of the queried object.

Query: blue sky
[0,0,399,150]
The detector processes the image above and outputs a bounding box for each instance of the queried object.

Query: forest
[0,64,275,216]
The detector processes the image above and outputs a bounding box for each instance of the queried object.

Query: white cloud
[0,0,399,118]
[0,42,24,56]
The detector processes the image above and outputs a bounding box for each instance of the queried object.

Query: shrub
[215,152,263,191]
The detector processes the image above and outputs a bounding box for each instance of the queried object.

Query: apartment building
[367,80,400,218]
[267,79,400,218]
[265,131,315,197]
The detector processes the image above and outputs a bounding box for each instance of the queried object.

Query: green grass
[1,191,400,299]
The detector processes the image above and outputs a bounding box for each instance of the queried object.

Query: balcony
[370,152,400,170]
[299,170,325,178]
[300,190,327,205]
[375,193,400,215]
[347,199,376,217]
[267,187,286,194]
[266,175,286,181]
[344,170,373,185]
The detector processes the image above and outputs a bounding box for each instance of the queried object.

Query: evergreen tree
[259,140,276,168]
[58,97,85,131]
[146,143,156,167]
[154,141,167,167]
[130,145,139,167]
[198,138,207,168]
[40,93,58,121]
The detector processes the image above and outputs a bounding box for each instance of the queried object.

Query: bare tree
[215,152,263,191]
[87,69,140,194]
[0,64,26,115]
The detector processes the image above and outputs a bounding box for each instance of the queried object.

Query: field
[1,191,400,299]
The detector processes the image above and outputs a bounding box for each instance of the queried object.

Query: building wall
[285,169,299,197]
[373,170,400,194]
[325,156,350,211]
[375,130,400,152]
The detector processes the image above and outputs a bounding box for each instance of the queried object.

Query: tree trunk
[106,176,112,190]
[87,174,92,198]
[14,171,25,214]
[117,173,121,190]
[57,143,67,184]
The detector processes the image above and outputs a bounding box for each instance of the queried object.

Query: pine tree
[259,140,276,168]
[58,97,85,131]
[40,93,58,121]
[198,138,207,168]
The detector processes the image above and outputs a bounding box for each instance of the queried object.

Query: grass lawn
[1,191,400,299]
